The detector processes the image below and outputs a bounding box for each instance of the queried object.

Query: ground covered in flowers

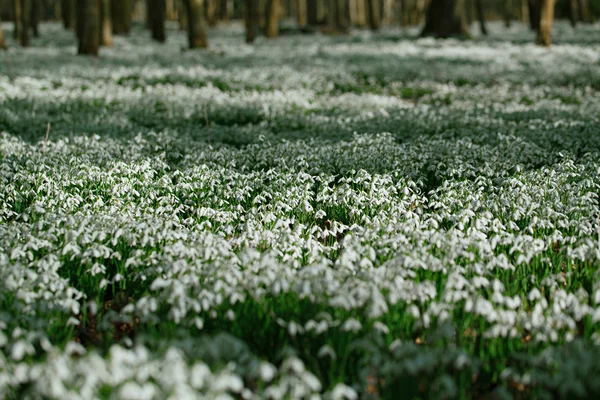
[1,21,600,399]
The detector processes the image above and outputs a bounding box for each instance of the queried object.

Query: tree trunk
[536,0,554,46]
[336,0,349,30]
[258,0,266,29]
[503,0,512,27]
[327,0,337,29]
[148,0,166,41]
[244,0,257,42]
[528,0,540,31]
[265,0,279,37]
[475,0,486,35]
[383,0,394,25]
[421,0,469,38]
[0,11,5,49]
[297,0,307,26]
[77,0,100,55]
[415,0,427,24]
[111,0,132,34]
[14,0,22,39]
[183,0,207,48]
[326,0,348,31]
[61,0,75,29]
[20,0,31,46]
[31,0,40,37]
[400,0,409,27]
[100,0,113,46]
[166,0,177,19]
[178,0,188,29]
[569,0,578,26]
[356,0,367,26]
[206,0,218,26]
[219,0,230,20]
[367,0,380,29]
[577,0,590,22]
[306,0,317,24]
[520,0,529,23]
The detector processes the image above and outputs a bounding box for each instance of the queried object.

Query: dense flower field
[1,21,600,399]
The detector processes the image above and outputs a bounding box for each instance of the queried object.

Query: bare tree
[147,0,166,42]
[183,0,207,48]
[77,0,100,55]
[421,0,469,38]
[265,0,280,37]
[536,0,554,46]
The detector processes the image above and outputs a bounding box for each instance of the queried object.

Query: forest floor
[1,21,600,399]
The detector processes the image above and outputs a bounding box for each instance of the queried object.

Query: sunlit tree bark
[265,0,280,37]
[206,0,218,26]
[520,0,529,23]
[297,0,307,26]
[356,0,367,27]
[536,0,554,46]
[77,0,100,55]
[383,0,394,25]
[100,0,113,46]
[166,0,177,19]
[183,0,207,48]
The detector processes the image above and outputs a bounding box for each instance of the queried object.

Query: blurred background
[0,0,599,54]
